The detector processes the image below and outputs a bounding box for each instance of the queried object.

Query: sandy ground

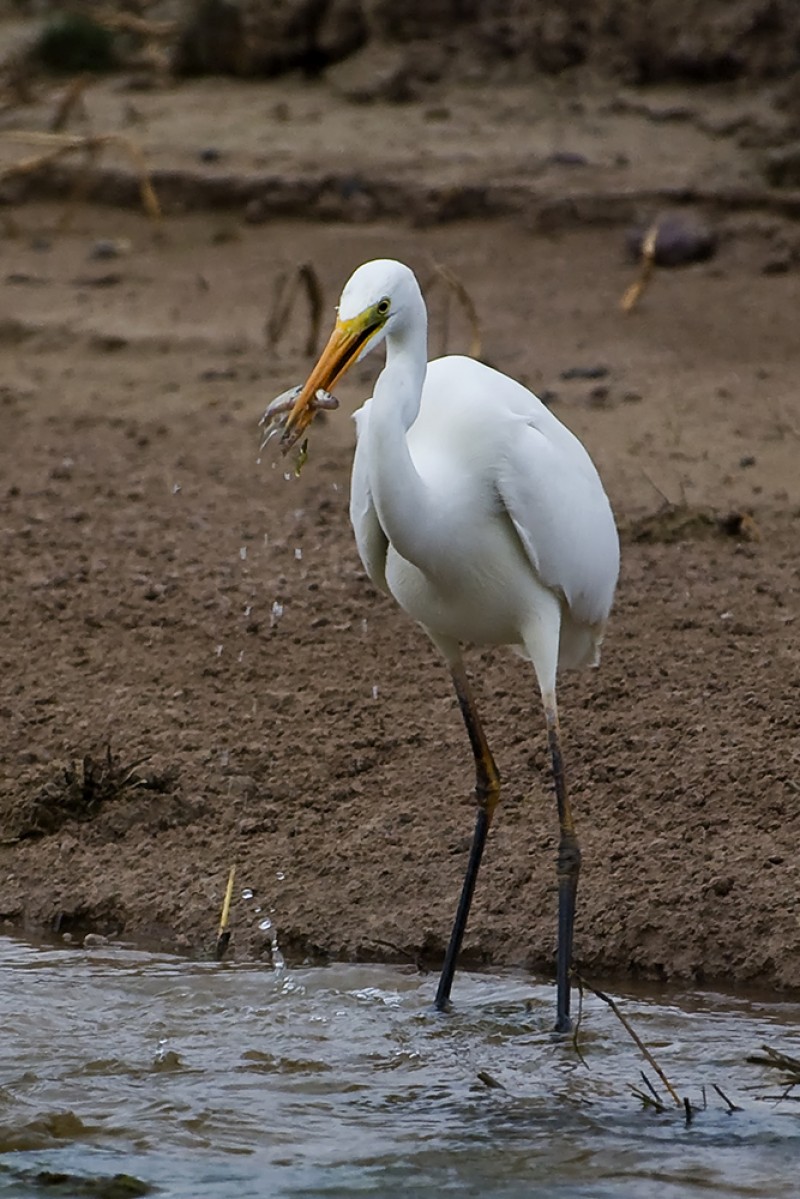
[0,60,799,998]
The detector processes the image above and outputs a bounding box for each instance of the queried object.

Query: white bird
[265,259,619,1032]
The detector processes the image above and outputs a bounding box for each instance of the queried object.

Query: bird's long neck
[365,301,433,565]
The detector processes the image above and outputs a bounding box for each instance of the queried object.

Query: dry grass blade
[298,262,324,357]
[620,220,659,313]
[712,1082,742,1112]
[629,1085,668,1113]
[50,74,92,133]
[95,11,177,39]
[576,974,681,1107]
[266,268,297,348]
[266,262,325,358]
[0,130,161,223]
[215,864,236,961]
[426,262,483,359]
[747,1044,800,1076]
[477,1070,506,1090]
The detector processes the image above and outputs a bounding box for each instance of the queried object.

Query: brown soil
[0,54,799,997]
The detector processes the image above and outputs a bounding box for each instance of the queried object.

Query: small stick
[571,974,588,1068]
[477,1070,506,1090]
[620,220,659,313]
[576,975,681,1107]
[629,1085,667,1113]
[427,262,483,359]
[640,1070,663,1106]
[712,1083,742,1113]
[683,1097,694,1125]
[215,864,236,961]
[298,262,323,358]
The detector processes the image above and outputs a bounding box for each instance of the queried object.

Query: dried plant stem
[576,974,681,1107]
[620,220,659,313]
[215,864,236,961]
[0,130,161,222]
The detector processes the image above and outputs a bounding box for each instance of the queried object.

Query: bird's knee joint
[556,837,581,880]
[474,774,500,816]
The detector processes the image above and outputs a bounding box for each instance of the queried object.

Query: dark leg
[544,697,581,1033]
[435,661,500,1012]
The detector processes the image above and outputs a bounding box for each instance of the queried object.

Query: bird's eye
[376,298,391,316]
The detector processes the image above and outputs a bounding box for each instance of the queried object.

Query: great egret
[263,259,619,1032]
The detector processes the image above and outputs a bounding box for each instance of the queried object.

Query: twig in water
[684,1097,694,1125]
[747,1044,800,1076]
[629,1084,667,1113]
[640,1070,664,1107]
[571,974,588,1067]
[477,1070,506,1090]
[712,1083,742,1113]
[576,974,681,1107]
[215,864,236,961]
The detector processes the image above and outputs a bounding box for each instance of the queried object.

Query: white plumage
[270,258,619,1031]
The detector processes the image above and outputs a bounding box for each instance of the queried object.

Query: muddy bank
[0,186,798,993]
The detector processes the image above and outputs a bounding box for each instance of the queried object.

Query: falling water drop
[372,684,379,700]
[241,888,254,901]
[294,547,303,560]
[239,546,248,561]
[271,600,284,626]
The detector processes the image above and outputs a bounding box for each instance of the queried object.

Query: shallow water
[0,937,797,1198]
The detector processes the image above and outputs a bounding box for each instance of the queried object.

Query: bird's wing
[495,414,619,627]
[350,400,389,593]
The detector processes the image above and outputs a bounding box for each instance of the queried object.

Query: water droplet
[259,917,273,932]
[239,546,248,560]
[372,684,379,700]
[215,644,223,656]
[172,482,181,494]
[360,618,368,637]
[294,547,302,560]
[244,604,252,618]
[241,888,254,901]
[283,472,292,482]
[271,600,284,625]
[276,870,285,881]
[237,650,245,663]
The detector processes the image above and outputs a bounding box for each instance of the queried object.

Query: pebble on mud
[626,215,718,267]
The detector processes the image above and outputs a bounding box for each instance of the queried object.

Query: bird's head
[278,259,420,450]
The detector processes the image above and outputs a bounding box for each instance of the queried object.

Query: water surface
[0,937,797,1197]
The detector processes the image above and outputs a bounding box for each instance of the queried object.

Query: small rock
[626,215,717,267]
[739,455,756,468]
[88,238,130,261]
[560,365,609,381]
[763,143,800,189]
[83,933,109,948]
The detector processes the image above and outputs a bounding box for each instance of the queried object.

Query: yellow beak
[281,315,376,451]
